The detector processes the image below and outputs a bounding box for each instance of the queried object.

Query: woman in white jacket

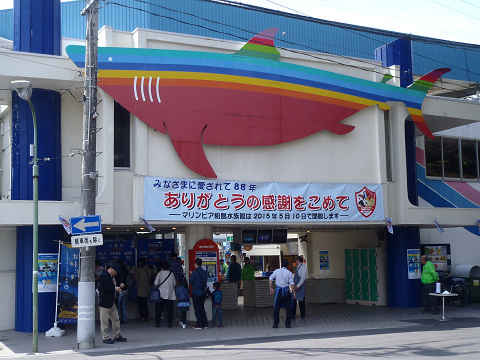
[154,261,177,328]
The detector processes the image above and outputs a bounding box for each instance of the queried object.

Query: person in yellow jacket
[420,255,440,315]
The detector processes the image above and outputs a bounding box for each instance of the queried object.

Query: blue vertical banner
[57,243,80,324]
[38,253,58,293]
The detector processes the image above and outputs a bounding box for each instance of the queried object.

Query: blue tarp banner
[57,243,80,324]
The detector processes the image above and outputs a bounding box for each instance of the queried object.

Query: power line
[429,0,480,22]
[107,0,477,95]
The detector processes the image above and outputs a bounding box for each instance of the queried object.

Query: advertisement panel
[145,177,384,222]
[38,253,58,293]
[57,244,80,324]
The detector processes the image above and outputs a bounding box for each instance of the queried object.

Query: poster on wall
[423,245,449,271]
[38,253,58,293]
[196,251,218,282]
[58,243,80,324]
[319,250,330,274]
[145,177,384,223]
[407,249,421,279]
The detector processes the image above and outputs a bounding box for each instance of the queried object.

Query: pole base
[46,325,65,337]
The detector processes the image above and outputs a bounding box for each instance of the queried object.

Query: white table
[429,292,458,321]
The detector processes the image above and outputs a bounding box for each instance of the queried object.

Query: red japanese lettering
[322,196,335,210]
[196,193,212,210]
[262,195,276,211]
[246,195,261,210]
[293,196,306,211]
[181,192,195,210]
[308,195,321,210]
[277,195,292,211]
[164,192,180,209]
[231,193,246,210]
[336,195,349,210]
[213,193,229,210]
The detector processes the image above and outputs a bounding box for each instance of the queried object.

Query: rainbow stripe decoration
[66,28,450,178]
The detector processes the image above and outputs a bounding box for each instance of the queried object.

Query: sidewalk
[2,302,480,357]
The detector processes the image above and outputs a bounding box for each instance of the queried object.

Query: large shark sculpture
[66,28,450,178]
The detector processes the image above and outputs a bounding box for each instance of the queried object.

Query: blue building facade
[1,0,479,84]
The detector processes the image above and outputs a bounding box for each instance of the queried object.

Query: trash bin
[452,265,480,303]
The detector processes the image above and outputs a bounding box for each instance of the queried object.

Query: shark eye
[108,57,113,62]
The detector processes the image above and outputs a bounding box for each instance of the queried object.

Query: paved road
[3,317,480,359]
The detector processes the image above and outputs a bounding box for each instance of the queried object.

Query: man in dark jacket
[98,262,127,344]
[227,255,242,284]
[189,258,208,329]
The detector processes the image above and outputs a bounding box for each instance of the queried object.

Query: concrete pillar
[184,225,212,322]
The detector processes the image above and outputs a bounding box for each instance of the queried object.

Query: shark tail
[235,28,281,61]
[407,68,451,139]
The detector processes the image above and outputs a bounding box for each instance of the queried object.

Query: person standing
[114,260,129,323]
[292,256,307,319]
[241,257,255,281]
[98,262,127,344]
[227,255,242,289]
[154,261,177,328]
[420,255,440,314]
[269,259,296,329]
[175,276,191,328]
[135,258,154,321]
[211,282,223,327]
[189,258,209,329]
[168,252,184,282]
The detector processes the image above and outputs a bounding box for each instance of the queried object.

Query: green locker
[345,247,386,306]
[369,248,378,301]
[352,249,361,300]
[345,249,353,300]
[361,249,370,301]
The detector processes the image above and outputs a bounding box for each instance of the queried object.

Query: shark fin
[380,74,394,84]
[407,68,451,94]
[406,68,450,139]
[235,28,281,61]
[165,122,217,179]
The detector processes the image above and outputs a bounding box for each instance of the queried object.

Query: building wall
[0,228,16,330]
[306,230,379,278]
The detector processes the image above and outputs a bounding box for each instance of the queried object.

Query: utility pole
[77,0,99,350]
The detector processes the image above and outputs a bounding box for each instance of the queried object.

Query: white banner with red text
[144,177,384,222]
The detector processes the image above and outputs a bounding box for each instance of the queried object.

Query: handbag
[149,272,172,303]
[205,286,212,299]
[128,280,138,302]
[198,268,211,299]
[149,287,162,303]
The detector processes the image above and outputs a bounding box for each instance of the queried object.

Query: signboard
[189,238,219,286]
[144,177,384,222]
[407,249,421,279]
[319,250,330,274]
[58,244,80,324]
[38,253,58,293]
[70,215,102,235]
[71,233,104,247]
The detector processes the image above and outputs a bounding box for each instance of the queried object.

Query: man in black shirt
[98,262,127,344]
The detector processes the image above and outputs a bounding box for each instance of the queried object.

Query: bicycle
[438,270,469,307]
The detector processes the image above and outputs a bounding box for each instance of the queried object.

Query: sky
[1,0,479,44]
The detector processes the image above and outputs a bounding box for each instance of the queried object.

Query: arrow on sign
[73,218,100,232]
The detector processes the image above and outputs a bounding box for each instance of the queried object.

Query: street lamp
[11,80,39,353]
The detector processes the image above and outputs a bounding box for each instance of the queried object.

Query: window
[425,136,480,181]
[442,138,460,178]
[425,138,442,177]
[461,139,477,179]
[114,101,130,168]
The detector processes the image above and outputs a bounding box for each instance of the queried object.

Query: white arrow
[73,218,100,232]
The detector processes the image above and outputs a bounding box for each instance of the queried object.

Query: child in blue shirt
[211,281,223,327]
[175,276,191,328]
